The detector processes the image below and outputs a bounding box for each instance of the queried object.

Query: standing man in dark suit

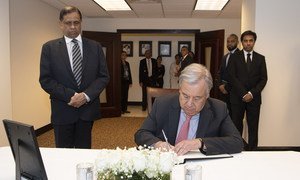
[139,50,157,111]
[228,30,268,151]
[39,6,109,149]
[217,34,240,117]
[135,63,243,155]
[121,51,132,114]
[178,46,193,75]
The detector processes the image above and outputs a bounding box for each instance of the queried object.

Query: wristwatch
[199,138,207,152]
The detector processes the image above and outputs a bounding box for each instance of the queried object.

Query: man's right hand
[219,84,228,94]
[154,141,174,151]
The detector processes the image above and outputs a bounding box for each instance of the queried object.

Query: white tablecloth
[0,146,299,180]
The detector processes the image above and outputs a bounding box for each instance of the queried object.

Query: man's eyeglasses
[63,21,81,27]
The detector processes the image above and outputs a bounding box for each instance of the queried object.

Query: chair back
[147,87,178,114]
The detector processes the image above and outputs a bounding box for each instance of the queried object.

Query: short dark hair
[59,6,82,21]
[181,46,188,50]
[229,34,239,41]
[241,30,257,42]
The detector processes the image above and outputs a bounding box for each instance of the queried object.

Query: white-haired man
[135,63,243,155]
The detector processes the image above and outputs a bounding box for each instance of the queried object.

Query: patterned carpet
[37,117,145,149]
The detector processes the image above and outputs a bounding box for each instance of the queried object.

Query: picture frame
[139,41,152,56]
[178,41,191,54]
[158,41,172,57]
[121,41,133,57]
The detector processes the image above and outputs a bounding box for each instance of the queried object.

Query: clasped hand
[219,84,228,94]
[68,92,87,108]
[243,93,253,102]
[154,139,201,156]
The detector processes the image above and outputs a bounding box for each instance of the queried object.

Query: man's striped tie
[72,39,82,87]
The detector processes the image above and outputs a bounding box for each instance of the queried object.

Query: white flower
[159,151,177,173]
[95,146,178,179]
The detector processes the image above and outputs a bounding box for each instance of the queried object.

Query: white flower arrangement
[95,146,178,180]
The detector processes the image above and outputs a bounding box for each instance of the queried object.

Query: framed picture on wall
[139,41,152,56]
[121,41,133,57]
[178,41,191,54]
[158,41,171,57]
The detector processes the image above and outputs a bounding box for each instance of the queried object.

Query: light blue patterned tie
[72,39,82,87]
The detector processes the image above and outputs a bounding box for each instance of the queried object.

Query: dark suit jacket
[39,37,110,125]
[227,50,268,105]
[179,54,193,73]
[134,94,243,155]
[139,58,157,85]
[121,61,132,84]
[217,49,240,92]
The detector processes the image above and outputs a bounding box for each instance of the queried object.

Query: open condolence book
[178,149,233,164]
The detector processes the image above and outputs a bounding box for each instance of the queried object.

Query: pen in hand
[162,129,171,150]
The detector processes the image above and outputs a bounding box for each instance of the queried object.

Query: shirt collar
[243,50,253,56]
[182,54,188,59]
[230,48,238,54]
[180,109,200,120]
[64,35,82,44]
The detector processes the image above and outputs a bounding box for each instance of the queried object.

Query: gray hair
[179,63,213,96]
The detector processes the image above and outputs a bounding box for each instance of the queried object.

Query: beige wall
[0,0,12,146]
[244,0,300,146]
[4,0,62,147]
[241,0,300,146]
[241,0,256,31]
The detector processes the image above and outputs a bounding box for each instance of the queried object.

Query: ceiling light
[195,0,229,10]
[93,0,131,11]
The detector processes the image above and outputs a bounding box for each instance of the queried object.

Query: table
[0,146,299,180]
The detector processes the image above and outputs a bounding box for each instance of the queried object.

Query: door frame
[195,30,224,98]
[83,31,121,117]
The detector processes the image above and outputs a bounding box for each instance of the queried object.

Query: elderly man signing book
[135,63,243,155]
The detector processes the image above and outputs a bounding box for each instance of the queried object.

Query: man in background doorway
[139,50,157,111]
[121,51,132,114]
[228,30,268,151]
[217,34,240,117]
[178,46,193,75]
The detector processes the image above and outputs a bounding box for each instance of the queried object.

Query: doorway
[82,29,224,117]
[195,30,225,98]
[83,31,121,117]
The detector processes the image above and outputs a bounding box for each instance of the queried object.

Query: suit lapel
[224,53,230,68]
[59,37,80,87]
[249,51,259,72]
[168,97,181,145]
[81,38,88,75]
[238,52,248,72]
[59,38,74,77]
[196,99,213,138]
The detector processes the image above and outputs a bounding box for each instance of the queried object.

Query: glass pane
[205,47,212,70]
[100,46,107,103]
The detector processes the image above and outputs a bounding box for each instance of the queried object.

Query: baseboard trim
[35,123,53,136]
[128,102,142,106]
[256,146,300,151]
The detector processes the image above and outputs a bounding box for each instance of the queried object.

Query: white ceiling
[40,0,242,19]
